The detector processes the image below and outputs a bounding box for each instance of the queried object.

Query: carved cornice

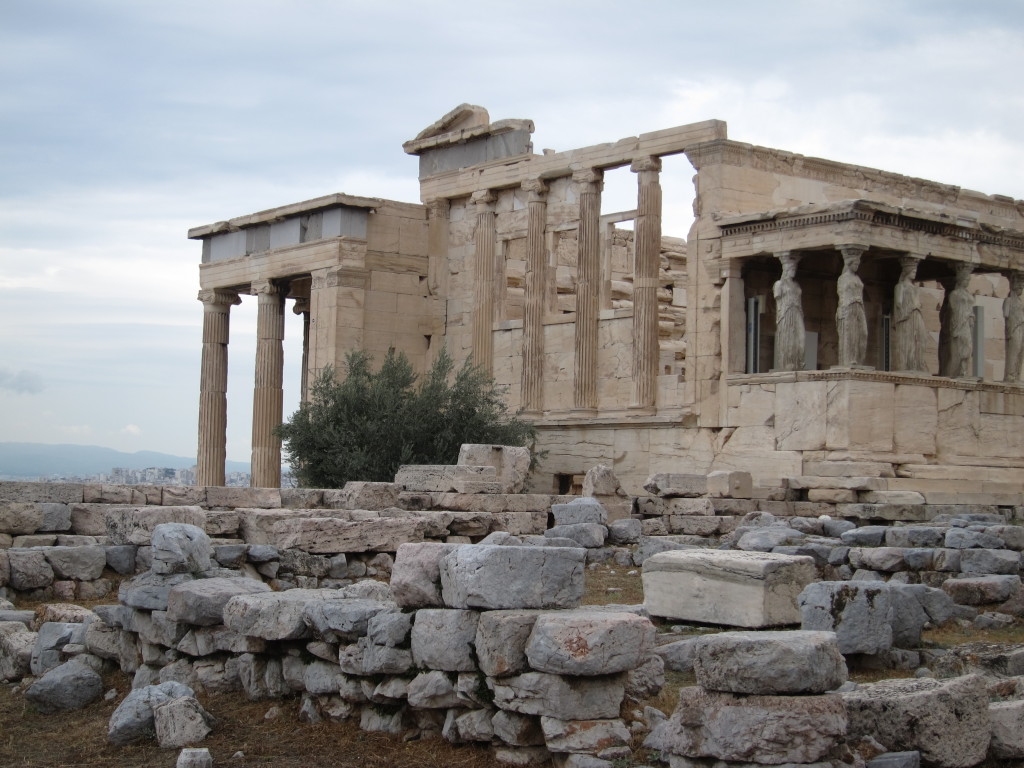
[728,368,1024,394]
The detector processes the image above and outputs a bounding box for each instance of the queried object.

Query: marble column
[836,245,868,367]
[631,155,662,408]
[892,255,928,373]
[573,168,603,411]
[939,262,974,378]
[426,198,450,300]
[293,297,311,402]
[773,251,805,371]
[196,288,241,487]
[1004,271,1024,383]
[251,279,285,488]
[471,190,496,374]
[522,178,548,413]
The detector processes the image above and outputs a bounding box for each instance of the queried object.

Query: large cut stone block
[106,506,206,545]
[390,542,465,609]
[798,581,894,655]
[842,675,990,768]
[476,610,543,678]
[166,577,271,627]
[151,523,212,575]
[457,444,531,493]
[659,686,846,764]
[223,590,349,641]
[492,672,625,720]
[325,482,400,510]
[691,629,847,695]
[440,545,586,610]
[273,517,426,553]
[525,610,655,676]
[410,608,480,672]
[642,550,815,627]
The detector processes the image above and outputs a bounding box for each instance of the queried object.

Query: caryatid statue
[836,246,868,367]
[1003,271,1024,383]
[773,251,805,371]
[940,262,975,378]
[892,256,928,373]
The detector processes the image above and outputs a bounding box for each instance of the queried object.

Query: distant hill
[0,442,250,479]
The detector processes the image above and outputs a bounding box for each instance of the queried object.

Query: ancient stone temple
[190,104,1024,493]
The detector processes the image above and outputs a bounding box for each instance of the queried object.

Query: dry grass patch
[582,561,644,606]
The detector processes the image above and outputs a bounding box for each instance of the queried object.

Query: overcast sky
[2,0,1023,465]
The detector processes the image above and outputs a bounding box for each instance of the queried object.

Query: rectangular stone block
[206,487,281,509]
[273,517,427,553]
[105,506,207,545]
[440,545,585,610]
[642,550,816,628]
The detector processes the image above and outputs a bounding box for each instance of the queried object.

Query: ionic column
[939,262,974,378]
[293,297,311,402]
[573,168,603,411]
[251,279,285,488]
[892,255,928,372]
[631,155,662,408]
[836,245,868,367]
[522,178,548,413]
[426,198,450,299]
[196,288,241,487]
[471,190,496,374]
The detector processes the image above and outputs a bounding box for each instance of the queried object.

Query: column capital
[292,298,310,314]
[522,177,548,202]
[197,288,241,307]
[1009,270,1024,292]
[571,167,604,185]
[630,155,662,174]
[839,244,869,258]
[426,198,450,220]
[471,189,496,211]
[251,279,281,297]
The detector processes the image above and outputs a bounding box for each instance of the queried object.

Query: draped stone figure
[892,256,928,373]
[836,247,868,367]
[1003,271,1024,383]
[773,252,805,371]
[939,262,975,378]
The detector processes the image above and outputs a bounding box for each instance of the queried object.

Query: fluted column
[196,288,241,487]
[426,198,450,300]
[251,279,285,488]
[293,297,310,402]
[522,178,548,413]
[471,190,496,374]
[631,155,662,408]
[573,168,603,411]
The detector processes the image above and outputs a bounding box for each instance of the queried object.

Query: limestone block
[989,699,1024,759]
[659,687,846,764]
[440,545,585,610]
[0,482,82,504]
[545,523,606,549]
[223,589,348,641]
[390,542,465,609]
[475,610,542,678]
[108,681,195,745]
[153,695,213,748]
[237,509,308,546]
[959,548,1020,575]
[492,709,545,747]
[808,488,857,503]
[13,534,55,547]
[166,577,271,627]
[736,525,805,552]
[706,471,752,499]
[405,670,460,709]
[842,675,990,768]
[458,444,531,493]
[848,547,908,572]
[326,482,400,510]
[445,509,494,536]
[395,465,457,492]
[177,627,265,657]
[39,503,71,531]
[799,581,894,654]
[606,519,641,545]
[790,476,887,491]
[540,717,630,755]
[643,474,707,498]
[492,510,548,536]
[303,598,395,644]
[0,621,35,680]
[842,526,889,546]
[861,490,926,505]
[492,745,551,766]
[25,660,103,714]
[942,575,1021,605]
[894,385,937,455]
[176,748,213,768]
[0,503,44,535]
[525,611,654,677]
[70,503,109,536]
[106,506,206,546]
[492,672,625,720]
[150,523,212,575]
[280,488,324,508]
[691,630,847,695]
[119,572,194,611]
[7,549,54,590]
[274,517,426,553]
[582,465,623,497]
[884,526,945,548]
[643,550,816,627]
[30,621,79,675]
[411,608,479,672]
[945,528,1004,549]
[551,498,608,526]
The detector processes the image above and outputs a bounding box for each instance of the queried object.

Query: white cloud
[120,424,142,436]
[0,368,44,394]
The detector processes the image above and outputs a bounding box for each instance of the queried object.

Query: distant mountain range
[0,442,250,479]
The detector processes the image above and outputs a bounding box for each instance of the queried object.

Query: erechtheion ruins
[190,104,1024,492]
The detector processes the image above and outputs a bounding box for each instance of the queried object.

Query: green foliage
[276,347,536,488]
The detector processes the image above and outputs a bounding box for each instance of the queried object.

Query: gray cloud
[0,368,44,394]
